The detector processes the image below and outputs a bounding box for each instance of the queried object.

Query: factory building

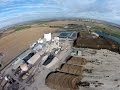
[0,31,75,90]
[2,30,119,90]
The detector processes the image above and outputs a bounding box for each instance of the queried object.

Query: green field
[14,25,31,31]
[90,26,120,38]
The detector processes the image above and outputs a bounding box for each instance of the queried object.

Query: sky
[0,0,120,28]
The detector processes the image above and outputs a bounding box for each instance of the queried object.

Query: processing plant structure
[0,29,120,90]
[0,31,79,90]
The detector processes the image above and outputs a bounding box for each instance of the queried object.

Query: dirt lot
[0,26,56,70]
[75,31,120,53]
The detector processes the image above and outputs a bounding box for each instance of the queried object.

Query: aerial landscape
[0,0,120,90]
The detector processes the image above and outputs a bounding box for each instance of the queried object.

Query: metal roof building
[58,31,78,40]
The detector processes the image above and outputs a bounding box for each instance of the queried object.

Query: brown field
[0,26,56,70]
[0,30,15,38]
[75,32,120,53]
[45,20,86,26]
[45,20,120,35]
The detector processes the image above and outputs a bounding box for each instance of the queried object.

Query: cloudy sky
[0,0,120,28]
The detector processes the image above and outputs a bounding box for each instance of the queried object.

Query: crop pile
[60,64,84,75]
[45,57,88,90]
[45,72,82,90]
[67,57,87,65]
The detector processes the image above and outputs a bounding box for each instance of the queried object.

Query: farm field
[0,26,56,70]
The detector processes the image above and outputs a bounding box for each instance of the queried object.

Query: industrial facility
[0,31,79,90]
[0,30,120,90]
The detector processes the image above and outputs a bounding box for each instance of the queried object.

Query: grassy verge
[90,26,120,38]
[15,25,31,31]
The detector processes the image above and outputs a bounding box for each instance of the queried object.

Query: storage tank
[20,63,28,71]
[44,33,52,41]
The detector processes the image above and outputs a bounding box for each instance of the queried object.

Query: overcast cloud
[0,0,120,28]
